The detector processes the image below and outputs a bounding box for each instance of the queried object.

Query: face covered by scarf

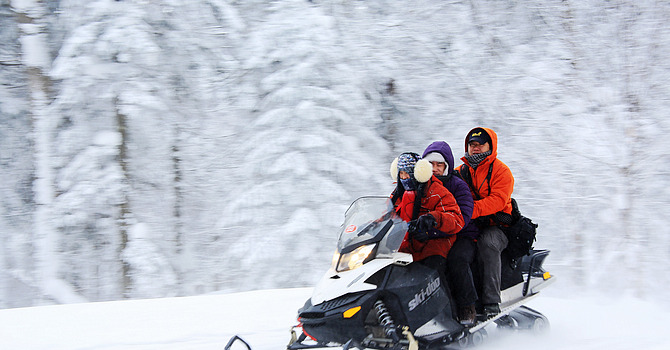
[400,177,415,191]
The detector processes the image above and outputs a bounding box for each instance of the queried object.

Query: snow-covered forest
[1,0,669,308]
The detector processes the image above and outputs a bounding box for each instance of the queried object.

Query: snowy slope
[0,287,667,350]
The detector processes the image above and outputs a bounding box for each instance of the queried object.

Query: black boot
[458,304,477,326]
[483,303,500,319]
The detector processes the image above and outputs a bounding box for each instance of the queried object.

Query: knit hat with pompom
[390,152,432,183]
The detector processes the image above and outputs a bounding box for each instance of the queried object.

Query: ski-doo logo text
[408,277,440,311]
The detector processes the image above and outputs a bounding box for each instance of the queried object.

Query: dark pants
[446,237,478,307]
[476,226,508,304]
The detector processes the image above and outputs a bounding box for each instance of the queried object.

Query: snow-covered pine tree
[218,0,392,291]
[48,0,180,300]
[150,0,252,295]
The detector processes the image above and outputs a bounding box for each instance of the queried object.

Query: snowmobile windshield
[336,197,407,256]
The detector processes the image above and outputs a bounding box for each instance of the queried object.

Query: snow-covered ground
[0,287,667,350]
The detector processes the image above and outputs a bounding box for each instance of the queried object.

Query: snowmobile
[283,196,555,350]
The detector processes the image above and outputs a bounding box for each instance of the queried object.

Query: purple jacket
[423,141,479,240]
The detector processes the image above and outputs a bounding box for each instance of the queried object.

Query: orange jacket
[394,176,464,261]
[455,127,514,220]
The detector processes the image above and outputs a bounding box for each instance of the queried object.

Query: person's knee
[478,227,506,252]
[477,235,499,253]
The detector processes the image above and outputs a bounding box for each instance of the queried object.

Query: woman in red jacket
[390,152,465,281]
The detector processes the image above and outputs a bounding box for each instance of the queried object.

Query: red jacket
[394,176,464,261]
[455,127,514,220]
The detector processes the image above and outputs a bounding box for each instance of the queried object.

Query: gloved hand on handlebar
[408,214,437,242]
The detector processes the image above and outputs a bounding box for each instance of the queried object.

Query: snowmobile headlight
[335,244,376,272]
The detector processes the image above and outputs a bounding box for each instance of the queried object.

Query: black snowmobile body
[291,253,552,350]
[296,262,462,348]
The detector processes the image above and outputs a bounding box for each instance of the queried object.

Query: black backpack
[502,199,537,259]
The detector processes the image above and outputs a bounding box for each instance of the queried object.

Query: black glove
[408,214,437,242]
[473,216,492,229]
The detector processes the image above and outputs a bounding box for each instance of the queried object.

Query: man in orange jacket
[455,127,514,319]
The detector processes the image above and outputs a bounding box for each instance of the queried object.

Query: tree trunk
[14,0,84,304]
[114,99,132,298]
